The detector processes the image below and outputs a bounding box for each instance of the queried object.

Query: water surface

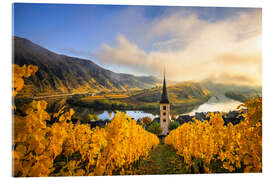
[187,96,242,116]
[72,96,242,121]
[98,111,157,120]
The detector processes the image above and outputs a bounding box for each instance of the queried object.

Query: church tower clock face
[160,72,170,136]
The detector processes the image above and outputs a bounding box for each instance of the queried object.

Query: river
[186,96,242,116]
[87,96,242,121]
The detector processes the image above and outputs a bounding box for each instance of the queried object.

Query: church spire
[160,68,169,103]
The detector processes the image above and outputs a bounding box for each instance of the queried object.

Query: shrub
[147,122,162,135]
[143,116,152,126]
[168,121,180,131]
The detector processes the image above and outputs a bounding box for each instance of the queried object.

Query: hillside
[67,82,212,115]
[200,81,262,101]
[225,91,262,102]
[131,82,211,105]
[13,36,160,97]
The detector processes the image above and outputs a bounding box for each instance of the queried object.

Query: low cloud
[94,8,262,86]
[217,52,261,65]
[95,35,147,69]
[203,73,257,85]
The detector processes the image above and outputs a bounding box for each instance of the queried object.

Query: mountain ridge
[13,36,161,97]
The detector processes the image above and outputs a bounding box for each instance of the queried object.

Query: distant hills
[225,91,261,102]
[13,36,161,97]
[200,80,262,102]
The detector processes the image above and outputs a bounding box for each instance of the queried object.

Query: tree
[168,121,180,131]
[142,117,152,127]
[147,122,162,135]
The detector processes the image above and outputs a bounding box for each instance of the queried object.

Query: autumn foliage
[165,97,262,173]
[12,64,262,175]
[13,64,159,177]
[13,64,38,96]
[13,105,159,176]
[13,65,159,177]
[142,116,152,126]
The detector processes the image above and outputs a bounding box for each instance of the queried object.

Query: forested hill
[13,36,160,97]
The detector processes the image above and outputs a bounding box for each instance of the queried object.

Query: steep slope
[13,36,160,97]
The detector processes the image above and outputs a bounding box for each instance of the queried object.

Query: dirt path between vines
[133,144,189,175]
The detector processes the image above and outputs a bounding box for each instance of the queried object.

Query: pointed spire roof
[160,70,169,103]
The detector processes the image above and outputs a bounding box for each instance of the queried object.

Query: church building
[160,72,170,135]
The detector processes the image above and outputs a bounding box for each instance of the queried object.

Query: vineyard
[13,103,159,176]
[12,64,262,176]
[165,97,262,173]
[12,64,160,176]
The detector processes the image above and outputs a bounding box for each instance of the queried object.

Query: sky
[13,3,262,86]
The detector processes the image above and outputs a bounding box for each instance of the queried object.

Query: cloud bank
[94,8,262,86]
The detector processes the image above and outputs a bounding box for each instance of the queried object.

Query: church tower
[160,71,170,136]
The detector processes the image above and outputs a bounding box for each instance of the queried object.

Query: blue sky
[13,3,261,85]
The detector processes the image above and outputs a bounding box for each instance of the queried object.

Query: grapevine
[165,97,262,173]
